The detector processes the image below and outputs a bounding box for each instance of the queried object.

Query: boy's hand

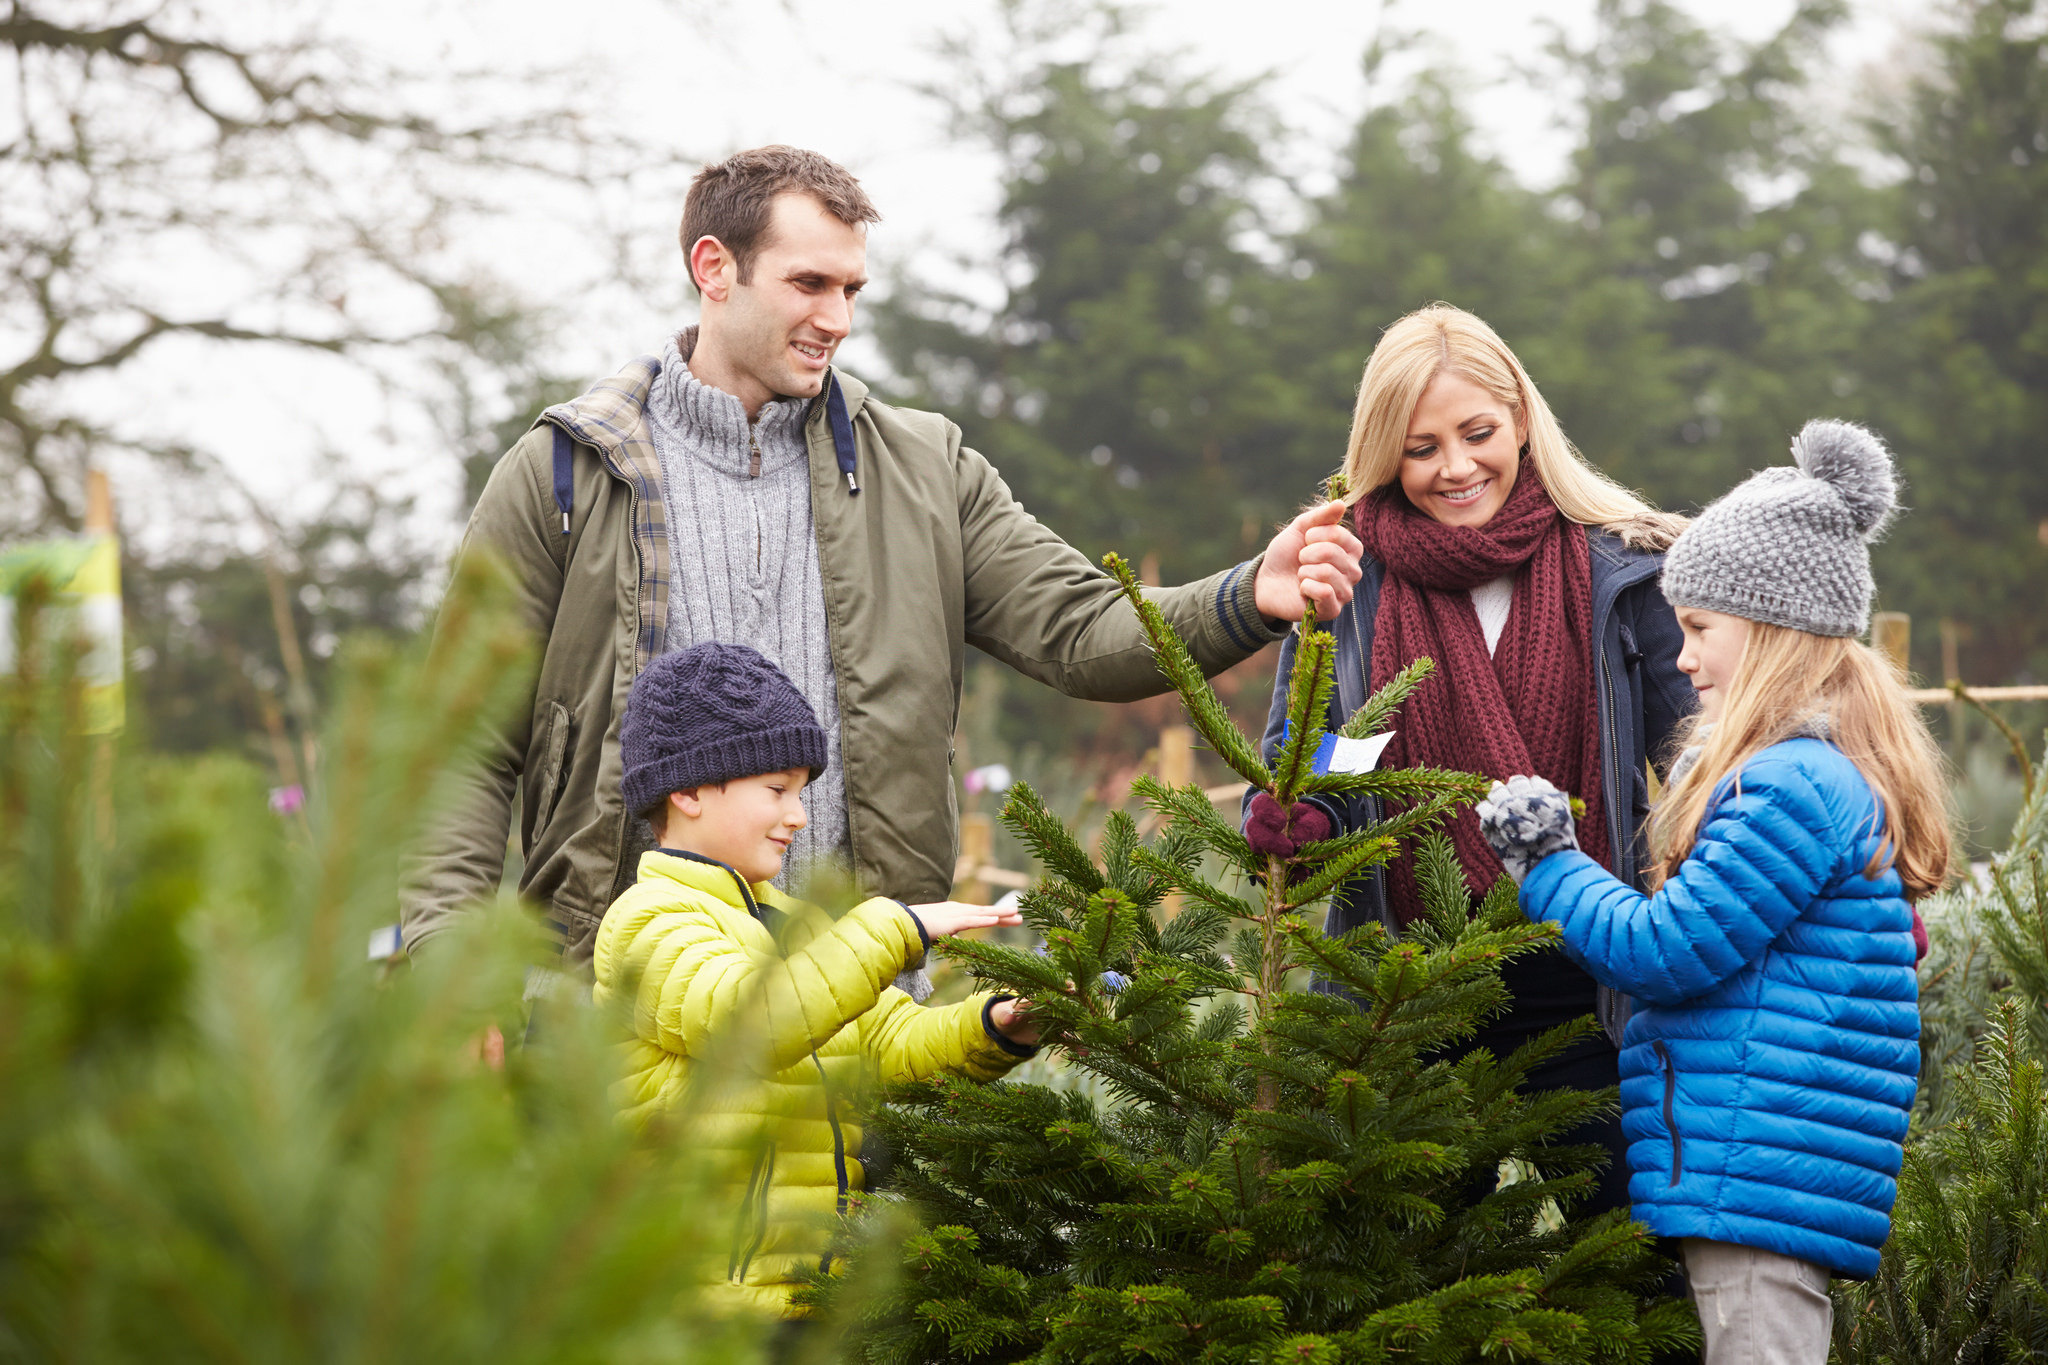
[990,997,1041,1046]
[909,900,1023,938]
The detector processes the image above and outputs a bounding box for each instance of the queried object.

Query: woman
[1245,303,1694,1216]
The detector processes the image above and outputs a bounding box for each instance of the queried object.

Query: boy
[592,641,1038,1318]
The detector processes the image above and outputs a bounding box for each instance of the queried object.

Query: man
[402,146,1362,963]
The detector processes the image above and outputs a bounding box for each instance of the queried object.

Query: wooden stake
[1940,618,1964,758]
[1158,725,1193,918]
[1871,611,1910,680]
[84,469,114,534]
[955,812,994,905]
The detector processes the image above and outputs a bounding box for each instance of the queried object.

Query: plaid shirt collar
[538,330,872,672]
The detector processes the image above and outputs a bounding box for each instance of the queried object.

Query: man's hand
[909,900,1024,938]
[990,997,1041,1046]
[1254,500,1365,623]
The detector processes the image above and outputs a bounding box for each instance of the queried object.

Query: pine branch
[1284,834,1397,909]
[1103,551,1271,787]
[1270,627,1337,801]
[1157,902,1233,957]
[1000,782,1105,893]
[1132,775,1261,874]
[1300,763,1490,803]
[1131,847,1256,921]
[1337,656,1437,740]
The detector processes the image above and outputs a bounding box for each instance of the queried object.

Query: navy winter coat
[1256,529,1695,1039]
[1520,737,1921,1278]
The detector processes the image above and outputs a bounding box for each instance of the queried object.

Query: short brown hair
[679,146,879,288]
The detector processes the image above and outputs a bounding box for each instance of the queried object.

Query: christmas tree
[804,542,1694,1361]
[0,558,770,1363]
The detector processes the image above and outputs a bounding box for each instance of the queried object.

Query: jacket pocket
[1655,1041,1683,1186]
[528,700,572,835]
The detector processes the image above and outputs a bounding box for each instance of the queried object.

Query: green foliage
[0,559,766,1363]
[1832,1000,2048,1363]
[1835,728,2048,1355]
[808,535,1689,1361]
[1909,730,2048,1127]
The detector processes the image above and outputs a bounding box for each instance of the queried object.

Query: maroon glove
[1244,793,1333,859]
[1912,906,1929,963]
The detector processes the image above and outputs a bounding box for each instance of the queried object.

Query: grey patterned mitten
[1475,775,1580,885]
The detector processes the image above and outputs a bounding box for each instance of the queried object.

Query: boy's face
[1675,607,1750,723]
[664,768,811,883]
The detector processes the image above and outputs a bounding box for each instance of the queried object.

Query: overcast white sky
[118,0,1936,547]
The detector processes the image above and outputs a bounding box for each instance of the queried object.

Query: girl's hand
[908,900,1023,939]
[990,997,1041,1046]
[1475,775,1580,885]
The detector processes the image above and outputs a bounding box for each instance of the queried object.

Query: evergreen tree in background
[808,551,1694,1362]
[0,561,768,1364]
[1832,998,2048,1362]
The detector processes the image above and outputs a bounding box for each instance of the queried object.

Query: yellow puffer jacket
[592,850,1031,1317]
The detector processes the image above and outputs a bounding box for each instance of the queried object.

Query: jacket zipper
[728,1142,777,1283]
[1596,640,1628,884]
[813,1052,850,1272]
[1655,1041,1683,1185]
[813,1053,850,1212]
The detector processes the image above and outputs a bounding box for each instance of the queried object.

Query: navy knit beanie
[619,642,828,820]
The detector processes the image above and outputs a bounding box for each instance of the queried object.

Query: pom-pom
[1790,418,1897,537]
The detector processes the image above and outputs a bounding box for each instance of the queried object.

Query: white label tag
[1314,730,1396,775]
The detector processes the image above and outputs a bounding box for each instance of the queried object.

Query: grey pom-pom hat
[1660,419,1900,638]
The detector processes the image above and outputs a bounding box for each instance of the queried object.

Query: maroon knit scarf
[1354,469,1611,923]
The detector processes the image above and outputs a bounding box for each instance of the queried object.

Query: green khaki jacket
[402,339,1287,962]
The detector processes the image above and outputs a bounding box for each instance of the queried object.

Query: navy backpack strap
[550,424,574,535]
[826,374,859,495]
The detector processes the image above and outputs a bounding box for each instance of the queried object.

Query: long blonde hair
[1341,304,1686,551]
[1646,623,1954,901]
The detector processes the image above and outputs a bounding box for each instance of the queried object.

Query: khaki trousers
[1681,1239,1833,1365]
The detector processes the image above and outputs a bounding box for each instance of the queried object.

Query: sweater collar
[648,332,809,469]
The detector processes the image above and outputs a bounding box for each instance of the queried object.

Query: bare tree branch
[1,0,698,531]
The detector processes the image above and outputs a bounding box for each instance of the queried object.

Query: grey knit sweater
[645,337,848,886]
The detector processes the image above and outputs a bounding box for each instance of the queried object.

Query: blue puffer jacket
[1519,737,1920,1278]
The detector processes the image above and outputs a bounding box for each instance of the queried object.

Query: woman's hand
[990,997,1041,1046]
[1253,500,1365,623]
[907,900,1023,939]
[1475,776,1580,885]
[1243,792,1333,858]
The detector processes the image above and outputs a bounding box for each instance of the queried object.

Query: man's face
[697,192,868,410]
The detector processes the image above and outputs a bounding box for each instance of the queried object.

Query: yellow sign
[0,530,125,734]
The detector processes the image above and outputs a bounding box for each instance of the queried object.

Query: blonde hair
[1646,623,1954,902]
[1340,304,1686,551]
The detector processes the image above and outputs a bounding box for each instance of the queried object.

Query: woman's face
[1397,370,1524,528]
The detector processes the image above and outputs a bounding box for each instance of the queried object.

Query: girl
[1478,419,1950,1363]
[1247,303,1694,1217]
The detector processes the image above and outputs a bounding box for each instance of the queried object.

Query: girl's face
[1397,369,1524,528]
[1675,608,1752,722]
